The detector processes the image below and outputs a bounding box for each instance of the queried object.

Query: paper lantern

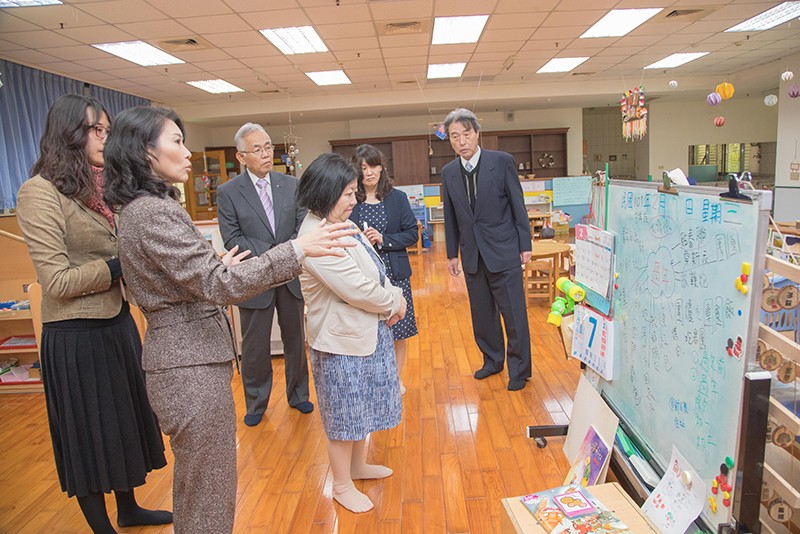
[789,85,800,98]
[716,82,735,100]
[764,94,778,106]
[669,80,678,88]
[707,92,722,105]
[782,70,795,82]
[714,116,725,127]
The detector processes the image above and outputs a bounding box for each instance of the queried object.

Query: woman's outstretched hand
[222,245,251,266]
[294,219,358,258]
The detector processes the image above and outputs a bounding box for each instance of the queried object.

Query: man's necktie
[464,162,476,209]
[256,178,275,232]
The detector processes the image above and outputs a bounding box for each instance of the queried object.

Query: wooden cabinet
[184,150,228,221]
[330,127,568,185]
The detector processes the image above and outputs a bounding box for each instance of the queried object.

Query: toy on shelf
[547,278,586,327]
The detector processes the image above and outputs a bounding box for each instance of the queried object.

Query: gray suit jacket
[117,195,301,372]
[441,149,531,275]
[216,170,306,309]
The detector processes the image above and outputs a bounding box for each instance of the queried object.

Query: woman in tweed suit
[103,106,356,533]
[297,153,406,513]
[16,94,171,534]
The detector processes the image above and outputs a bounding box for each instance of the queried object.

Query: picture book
[520,485,631,534]
[563,425,610,487]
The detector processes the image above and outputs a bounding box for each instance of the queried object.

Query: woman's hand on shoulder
[295,219,358,258]
[222,245,251,266]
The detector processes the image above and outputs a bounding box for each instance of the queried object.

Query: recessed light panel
[580,8,663,38]
[187,79,244,94]
[306,70,351,86]
[427,63,466,79]
[644,52,708,69]
[260,26,328,55]
[726,1,800,32]
[432,15,489,45]
[0,0,61,6]
[536,57,589,73]
[92,41,184,66]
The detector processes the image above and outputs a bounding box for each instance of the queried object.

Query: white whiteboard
[553,175,592,206]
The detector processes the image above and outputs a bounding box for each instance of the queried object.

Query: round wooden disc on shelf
[761,288,782,312]
[778,284,800,309]
[768,498,792,523]
[756,339,767,366]
[761,481,775,503]
[766,419,776,442]
[772,425,795,448]
[777,361,797,384]
[760,348,783,371]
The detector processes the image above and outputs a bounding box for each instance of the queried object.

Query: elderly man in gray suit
[441,108,533,391]
[217,123,312,426]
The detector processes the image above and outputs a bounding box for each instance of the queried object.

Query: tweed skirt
[310,321,402,441]
[40,302,167,497]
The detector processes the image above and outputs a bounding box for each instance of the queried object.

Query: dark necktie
[464,161,476,209]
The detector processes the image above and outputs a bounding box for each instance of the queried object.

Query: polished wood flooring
[0,242,582,533]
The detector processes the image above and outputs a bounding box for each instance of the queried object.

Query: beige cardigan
[299,213,403,356]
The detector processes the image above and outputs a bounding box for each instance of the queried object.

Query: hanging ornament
[707,92,722,105]
[620,85,647,141]
[714,116,725,127]
[789,85,800,98]
[669,80,678,88]
[764,94,779,106]
[782,70,795,82]
[716,82,735,100]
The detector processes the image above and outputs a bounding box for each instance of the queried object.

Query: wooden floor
[0,242,582,534]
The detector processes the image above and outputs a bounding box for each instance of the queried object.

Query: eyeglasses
[240,144,274,156]
[89,124,111,140]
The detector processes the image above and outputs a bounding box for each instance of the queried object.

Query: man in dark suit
[217,123,312,426]
[441,108,533,391]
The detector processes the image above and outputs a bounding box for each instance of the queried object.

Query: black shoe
[293,401,314,414]
[474,367,501,380]
[244,413,263,426]
[508,379,526,391]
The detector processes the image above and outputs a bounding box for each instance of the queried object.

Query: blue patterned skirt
[309,321,402,441]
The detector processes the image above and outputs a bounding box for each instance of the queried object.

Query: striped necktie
[256,178,275,232]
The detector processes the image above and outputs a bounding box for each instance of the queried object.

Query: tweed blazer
[348,188,418,281]
[117,195,301,372]
[299,213,403,357]
[16,174,121,323]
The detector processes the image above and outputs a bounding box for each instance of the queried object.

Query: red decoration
[714,116,725,127]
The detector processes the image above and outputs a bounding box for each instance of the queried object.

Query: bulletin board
[601,180,771,527]
[552,175,592,207]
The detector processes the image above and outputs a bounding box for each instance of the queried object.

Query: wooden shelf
[0,310,32,321]
[0,380,43,394]
[0,347,38,355]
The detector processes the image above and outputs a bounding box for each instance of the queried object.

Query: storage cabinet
[184,150,228,221]
[331,141,394,179]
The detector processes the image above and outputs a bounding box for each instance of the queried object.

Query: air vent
[396,80,417,85]
[258,89,281,94]
[572,72,596,76]
[156,36,214,52]
[376,19,430,36]
[653,6,717,23]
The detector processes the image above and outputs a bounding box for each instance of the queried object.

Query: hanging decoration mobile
[620,85,647,141]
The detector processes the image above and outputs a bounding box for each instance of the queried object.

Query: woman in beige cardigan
[103,106,356,533]
[16,94,171,533]
[297,153,406,513]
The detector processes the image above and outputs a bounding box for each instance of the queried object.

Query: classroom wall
[648,96,779,182]
[204,108,584,180]
[774,51,800,221]
[583,107,638,179]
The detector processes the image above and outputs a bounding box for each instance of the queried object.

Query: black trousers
[464,255,532,381]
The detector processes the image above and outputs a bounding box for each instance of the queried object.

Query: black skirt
[41,302,167,497]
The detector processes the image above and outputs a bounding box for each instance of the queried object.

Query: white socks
[327,438,393,513]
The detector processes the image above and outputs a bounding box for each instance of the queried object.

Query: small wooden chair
[524,254,558,303]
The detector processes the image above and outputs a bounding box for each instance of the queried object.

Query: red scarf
[84,165,115,227]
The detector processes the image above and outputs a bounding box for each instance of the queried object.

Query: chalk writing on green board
[603,184,758,527]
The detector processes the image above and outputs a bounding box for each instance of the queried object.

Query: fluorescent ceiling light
[580,8,663,38]
[306,70,351,86]
[726,1,800,32]
[427,62,466,79]
[644,52,708,69]
[0,0,61,6]
[536,57,589,73]
[432,15,489,44]
[260,26,328,55]
[92,41,183,66]
[187,79,244,94]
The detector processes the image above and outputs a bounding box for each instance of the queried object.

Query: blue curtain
[0,59,150,209]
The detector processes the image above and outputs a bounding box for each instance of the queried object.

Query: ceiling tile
[221,44,282,59]
[369,0,433,21]
[304,4,372,24]
[336,53,384,66]
[116,20,193,40]
[240,55,294,68]
[284,51,336,64]
[179,14,250,34]
[193,59,247,72]
[494,0,558,12]
[6,4,105,28]
[86,0,168,24]
[434,0,499,17]
[224,0,300,12]
[75,56,141,70]
[242,9,311,30]
[486,12,546,30]
[0,11,41,31]
[316,21,375,39]
[379,33,430,47]
[555,0,616,9]
[382,45,429,58]
[481,28,532,42]
[151,0,232,18]
[530,26,583,40]
[203,31,276,49]
[38,44,107,61]
[173,48,232,62]
[59,25,136,44]
[0,37,26,51]
[1,48,63,64]
[543,9,607,28]
[2,29,80,48]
